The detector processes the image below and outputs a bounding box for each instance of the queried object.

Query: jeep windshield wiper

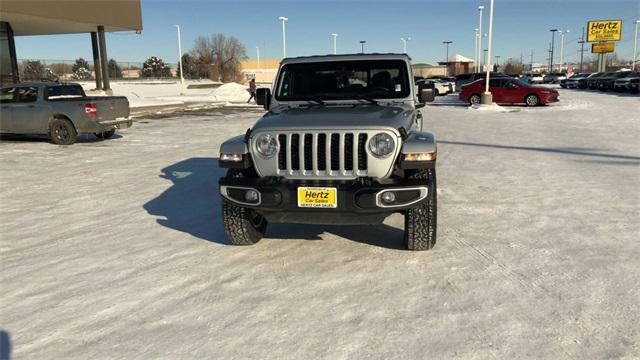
[351,94,378,105]
[299,96,325,105]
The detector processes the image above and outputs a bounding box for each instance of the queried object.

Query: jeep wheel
[94,129,116,139]
[404,168,437,251]
[469,94,481,105]
[222,201,267,245]
[49,118,77,145]
[221,169,267,245]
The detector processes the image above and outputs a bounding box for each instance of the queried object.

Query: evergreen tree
[72,58,91,73]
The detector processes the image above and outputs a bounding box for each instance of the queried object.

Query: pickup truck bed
[0,82,131,145]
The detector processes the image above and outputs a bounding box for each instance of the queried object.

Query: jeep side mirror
[256,88,271,110]
[418,87,435,105]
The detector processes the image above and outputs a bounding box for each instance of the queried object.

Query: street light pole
[478,5,484,72]
[256,46,260,69]
[360,40,366,53]
[549,29,558,72]
[174,25,185,95]
[481,0,494,104]
[400,37,411,53]
[559,29,569,72]
[443,41,452,76]
[633,20,640,71]
[331,33,338,55]
[279,16,288,58]
[474,28,479,71]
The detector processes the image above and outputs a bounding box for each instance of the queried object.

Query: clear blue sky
[14,0,640,66]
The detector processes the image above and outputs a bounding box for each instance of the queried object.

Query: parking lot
[1,88,639,358]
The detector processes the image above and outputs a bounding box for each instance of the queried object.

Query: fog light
[381,191,396,204]
[245,190,259,203]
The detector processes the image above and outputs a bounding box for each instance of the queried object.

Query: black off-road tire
[94,129,116,139]
[221,169,267,245]
[49,118,77,145]
[404,168,437,251]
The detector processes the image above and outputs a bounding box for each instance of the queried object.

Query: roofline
[280,53,412,64]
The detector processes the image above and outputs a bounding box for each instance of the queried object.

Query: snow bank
[213,83,250,102]
[468,103,519,113]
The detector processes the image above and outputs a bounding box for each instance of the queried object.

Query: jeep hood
[251,105,415,133]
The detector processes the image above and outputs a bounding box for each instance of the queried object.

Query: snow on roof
[440,54,475,63]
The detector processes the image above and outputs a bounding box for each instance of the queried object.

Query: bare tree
[190,34,247,82]
[502,58,526,74]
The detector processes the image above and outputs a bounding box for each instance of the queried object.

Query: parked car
[614,72,640,92]
[578,72,602,89]
[459,77,559,106]
[455,72,508,91]
[218,53,438,250]
[627,78,640,93]
[0,82,131,145]
[429,77,455,93]
[587,72,610,89]
[597,71,634,91]
[521,73,544,84]
[563,73,591,88]
[416,79,450,96]
[543,73,567,84]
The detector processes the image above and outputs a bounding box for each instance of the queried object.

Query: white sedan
[416,79,451,96]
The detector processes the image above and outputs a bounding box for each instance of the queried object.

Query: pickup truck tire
[221,169,267,245]
[94,129,116,139]
[49,118,77,145]
[404,168,437,251]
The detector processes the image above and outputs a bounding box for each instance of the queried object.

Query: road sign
[591,42,615,53]
[587,20,622,42]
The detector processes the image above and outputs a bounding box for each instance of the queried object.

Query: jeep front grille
[252,130,399,180]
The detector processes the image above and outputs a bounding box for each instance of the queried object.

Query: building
[240,59,280,85]
[412,64,448,78]
[0,0,143,88]
[438,54,475,76]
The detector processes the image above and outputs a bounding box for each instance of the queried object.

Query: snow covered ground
[1,88,639,359]
[79,80,253,108]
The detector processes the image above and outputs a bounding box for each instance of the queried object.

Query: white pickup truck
[0,82,131,145]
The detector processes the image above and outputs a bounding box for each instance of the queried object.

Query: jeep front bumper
[218,177,431,224]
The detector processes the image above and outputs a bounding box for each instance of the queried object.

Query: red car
[459,78,559,106]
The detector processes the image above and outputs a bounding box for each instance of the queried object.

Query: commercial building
[0,0,143,88]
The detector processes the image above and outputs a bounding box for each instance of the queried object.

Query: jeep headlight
[255,133,278,158]
[368,133,395,158]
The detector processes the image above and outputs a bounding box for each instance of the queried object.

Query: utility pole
[578,27,586,72]
[548,42,553,72]
[530,49,534,71]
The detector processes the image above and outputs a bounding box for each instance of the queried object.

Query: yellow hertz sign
[592,42,615,53]
[587,20,622,42]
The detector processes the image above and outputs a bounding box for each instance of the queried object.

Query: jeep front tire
[221,169,267,245]
[404,168,437,251]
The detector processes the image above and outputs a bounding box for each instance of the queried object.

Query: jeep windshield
[274,60,410,102]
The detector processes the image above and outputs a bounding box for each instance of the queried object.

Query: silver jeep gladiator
[218,54,437,250]
[0,82,131,145]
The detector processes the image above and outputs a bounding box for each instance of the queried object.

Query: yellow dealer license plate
[297,187,337,208]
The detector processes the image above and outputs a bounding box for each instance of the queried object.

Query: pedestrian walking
[247,78,256,103]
